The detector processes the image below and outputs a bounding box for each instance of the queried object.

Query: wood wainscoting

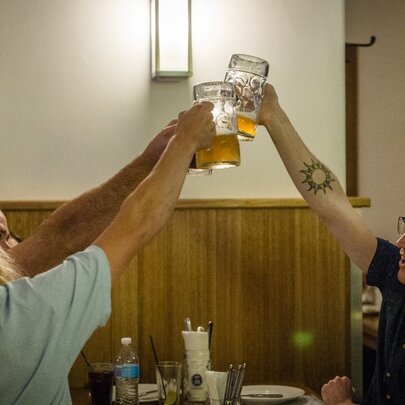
[1,198,370,394]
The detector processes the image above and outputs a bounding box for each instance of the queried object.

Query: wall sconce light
[151,0,192,80]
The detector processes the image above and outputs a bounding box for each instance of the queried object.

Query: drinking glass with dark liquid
[193,81,240,170]
[224,54,269,141]
[88,363,114,405]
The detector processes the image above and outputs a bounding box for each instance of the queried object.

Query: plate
[241,385,305,404]
[139,383,158,403]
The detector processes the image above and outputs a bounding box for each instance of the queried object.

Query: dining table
[70,382,322,405]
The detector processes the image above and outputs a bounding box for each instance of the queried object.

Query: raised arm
[9,120,177,277]
[94,102,215,283]
[258,84,376,274]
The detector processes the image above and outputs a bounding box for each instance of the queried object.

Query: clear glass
[187,155,212,176]
[193,81,240,170]
[155,361,182,405]
[224,54,269,141]
[88,363,114,405]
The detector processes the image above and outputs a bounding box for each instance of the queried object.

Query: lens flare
[292,330,314,348]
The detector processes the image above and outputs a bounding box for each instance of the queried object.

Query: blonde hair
[0,247,20,285]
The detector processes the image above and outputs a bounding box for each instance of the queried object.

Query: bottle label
[115,365,122,377]
[120,364,139,378]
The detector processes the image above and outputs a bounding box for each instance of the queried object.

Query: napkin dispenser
[182,331,210,402]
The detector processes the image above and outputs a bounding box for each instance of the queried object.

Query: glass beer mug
[193,81,241,170]
[187,155,212,176]
[224,54,269,141]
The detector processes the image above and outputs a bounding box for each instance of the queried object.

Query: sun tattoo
[300,159,335,194]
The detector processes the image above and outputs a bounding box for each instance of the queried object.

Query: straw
[149,335,159,364]
[208,321,213,349]
[80,350,93,371]
[149,335,167,400]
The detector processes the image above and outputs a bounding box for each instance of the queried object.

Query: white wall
[346,0,405,243]
[0,0,346,200]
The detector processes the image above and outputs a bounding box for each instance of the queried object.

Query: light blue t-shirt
[0,245,111,404]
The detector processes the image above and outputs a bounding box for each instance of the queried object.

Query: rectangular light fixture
[151,0,192,80]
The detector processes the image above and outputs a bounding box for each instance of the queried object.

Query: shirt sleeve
[30,245,112,362]
[366,237,400,293]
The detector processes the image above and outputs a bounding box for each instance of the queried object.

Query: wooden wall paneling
[266,209,298,384]
[240,208,271,384]
[320,220,351,377]
[111,255,139,354]
[4,211,31,241]
[214,208,243,374]
[319,218,350,380]
[294,210,348,391]
[0,200,370,394]
[5,209,53,241]
[296,210,324,387]
[137,224,176,383]
[136,209,219,383]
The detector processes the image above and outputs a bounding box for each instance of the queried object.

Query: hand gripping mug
[193,81,241,170]
[224,54,269,141]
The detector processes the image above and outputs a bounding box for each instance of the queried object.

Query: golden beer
[237,115,257,140]
[193,81,240,170]
[187,155,212,176]
[196,134,240,169]
[224,54,269,142]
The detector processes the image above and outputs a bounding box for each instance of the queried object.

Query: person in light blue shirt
[0,246,111,404]
[0,101,215,405]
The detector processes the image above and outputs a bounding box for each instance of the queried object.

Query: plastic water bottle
[115,337,140,405]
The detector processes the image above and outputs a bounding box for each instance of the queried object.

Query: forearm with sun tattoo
[300,159,335,194]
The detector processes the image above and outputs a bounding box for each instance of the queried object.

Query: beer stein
[193,81,240,170]
[224,54,269,141]
[187,155,212,176]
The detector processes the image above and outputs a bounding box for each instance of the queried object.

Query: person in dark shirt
[258,83,405,405]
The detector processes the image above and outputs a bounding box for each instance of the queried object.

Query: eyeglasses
[398,216,405,236]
